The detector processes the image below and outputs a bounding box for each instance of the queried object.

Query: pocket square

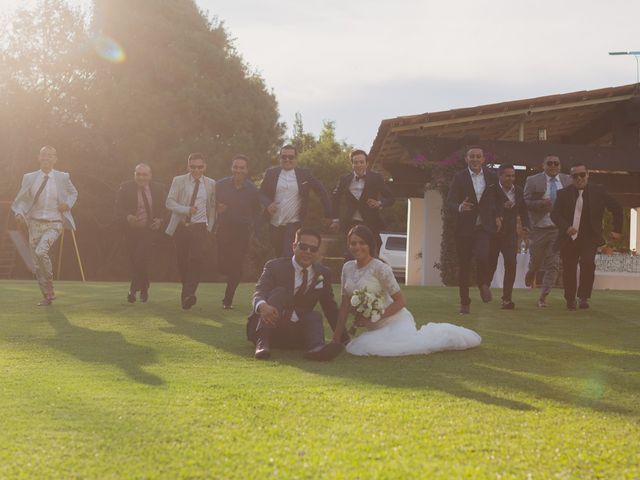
[314,282,324,289]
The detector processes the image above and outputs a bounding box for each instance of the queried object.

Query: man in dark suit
[260,145,332,258]
[446,146,502,314]
[551,163,622,310]
[216,154,262,309]
[115,163,166,303]
[488,164,530,310]
[247,227,342,360]
[329,149,394,250]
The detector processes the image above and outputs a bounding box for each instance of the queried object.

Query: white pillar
[631,208,640,253]
[423,190,443,286]
[406,197,425,286]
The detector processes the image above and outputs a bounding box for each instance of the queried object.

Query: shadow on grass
[43,307,164,386]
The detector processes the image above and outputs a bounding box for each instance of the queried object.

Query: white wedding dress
[342,259,482,356]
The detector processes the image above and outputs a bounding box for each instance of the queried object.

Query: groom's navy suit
[247,257,340,349]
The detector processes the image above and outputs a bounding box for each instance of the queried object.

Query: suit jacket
[11,169,78,230]
[165,173,216,236]
[251,257,339,324]
[523,172,572,228]
[550,183,623,249]
[331,170,394,233]
[115,180,166,229]
[446,167,502,235]
[259,166,332,221]
[493,184,530,238]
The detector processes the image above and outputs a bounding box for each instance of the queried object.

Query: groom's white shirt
[11,169,78,230]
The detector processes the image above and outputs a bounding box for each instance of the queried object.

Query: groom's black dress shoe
[501,300,515,310]
[255,332,271,360]
[303,342,343,362]
[578,298,590,309]
[127,292,136,304]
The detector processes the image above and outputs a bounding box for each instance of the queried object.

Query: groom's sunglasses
[297,242,319,253]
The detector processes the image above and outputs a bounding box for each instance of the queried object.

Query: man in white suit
[12,146,78,305]
[165,152,216,309]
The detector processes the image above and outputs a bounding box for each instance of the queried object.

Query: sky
[3,0,640,149]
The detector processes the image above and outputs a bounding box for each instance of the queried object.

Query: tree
[0,0,285,281]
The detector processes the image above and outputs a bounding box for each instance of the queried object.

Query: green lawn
[0,280,638,479]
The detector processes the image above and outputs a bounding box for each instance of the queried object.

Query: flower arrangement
[348,288,384,334]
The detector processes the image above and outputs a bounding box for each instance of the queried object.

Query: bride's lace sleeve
[341,262,350,296]
[376,260,401,296]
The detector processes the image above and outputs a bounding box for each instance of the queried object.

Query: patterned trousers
[28,220,63,297]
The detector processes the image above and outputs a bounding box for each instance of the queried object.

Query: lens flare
[94,35,126,63]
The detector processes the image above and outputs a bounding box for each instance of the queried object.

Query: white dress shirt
[189,174,208,225]
[500,182,516,203]
[349,173,365,221]
[270,169,301,227]
[469,167,486,201]
[30,170,62,222]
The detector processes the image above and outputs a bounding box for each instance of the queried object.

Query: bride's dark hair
[347,224,379,259]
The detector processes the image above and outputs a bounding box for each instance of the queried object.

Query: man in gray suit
[523,155,572,307]
[12,146,78,305]
[165,153,216,309]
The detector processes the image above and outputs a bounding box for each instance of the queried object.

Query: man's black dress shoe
[127,292,136,303]
[566,300,577,311]
[578,298,589,309]
[501,301,515,310]
[303,342,343,361]
[254,333,271,360]
[182,295,197,310]
[479,284,492,303]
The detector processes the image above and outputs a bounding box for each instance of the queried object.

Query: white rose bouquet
[348,287,384,334]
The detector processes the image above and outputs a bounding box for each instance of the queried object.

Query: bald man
[115,163,166,303]
[12,146,78,305]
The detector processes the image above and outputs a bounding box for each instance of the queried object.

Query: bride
[331,225,482,356]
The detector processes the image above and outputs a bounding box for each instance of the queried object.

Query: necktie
[571,190,583,241]
[140,186,152,226]
[549,177,558,205]
[295,268,309,299]
[186,178,200,225]
[27,175,50,214]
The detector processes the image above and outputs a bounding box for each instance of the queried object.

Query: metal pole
[56,229,65,280]
[70,230,86,282]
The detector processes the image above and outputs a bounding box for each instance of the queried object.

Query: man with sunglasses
[247,227,343,360]
[260,145,332,258]
[446,146,503,315]
[165,153,216,309]
[523,155,572,308]
[551,163,622,310]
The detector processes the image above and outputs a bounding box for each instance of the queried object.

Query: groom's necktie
[295,268,309,299]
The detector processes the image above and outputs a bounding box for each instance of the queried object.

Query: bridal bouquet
[349,288,384,334]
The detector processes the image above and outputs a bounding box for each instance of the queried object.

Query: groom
[247,227,344,360]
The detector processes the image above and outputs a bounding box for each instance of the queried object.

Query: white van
[379,232,407,279]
